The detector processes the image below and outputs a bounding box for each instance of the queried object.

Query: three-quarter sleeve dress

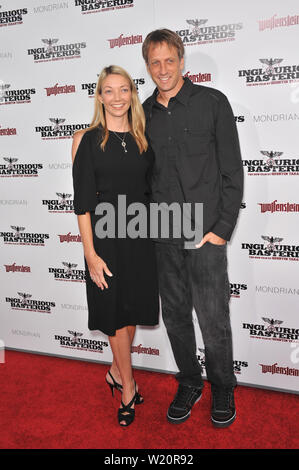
[72,126,159,336]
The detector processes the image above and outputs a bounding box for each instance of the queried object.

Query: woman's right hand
[85,253,113,290]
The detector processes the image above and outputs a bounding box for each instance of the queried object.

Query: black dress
[72,126,159,336]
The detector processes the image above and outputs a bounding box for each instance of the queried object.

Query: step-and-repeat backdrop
[1,0,299,393]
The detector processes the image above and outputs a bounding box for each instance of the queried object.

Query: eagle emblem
[259,58,283,75]
[4,157,18,170]
[18,292,32,306]
[56,192,72,206]
[68,330,83,343]
[261,236,283,252]
[49,118,66,132]
[262,318,283,333]
[41,38,59,53]
[62,262,78,275]
[186,19,208,36]
[0,83,10,102]
[11,225,25,240]
[260,151,283,167]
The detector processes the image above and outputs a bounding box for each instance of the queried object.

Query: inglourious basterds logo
[230,283,248,298]
[0,6,28,27]
[49,262,86,282]
[27,38,86,63]
[196,348,248,375]
[42,193,74,213]
[35,119,89,139]
[54,331,108,353]
[0,83,35,105]
[243,151,299,176]
[176,18,243,46]
[242,236,299,261]
[0,226,49,245]
[6,292,55,313]
[0,157,43,177]
[81,77,145,97]
[243,318,299,343]
[75,0,134,14]
[239,58,299,86]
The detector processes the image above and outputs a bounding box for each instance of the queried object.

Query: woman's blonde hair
[86,65,148,154]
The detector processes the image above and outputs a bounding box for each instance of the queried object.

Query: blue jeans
[155,241,237,390]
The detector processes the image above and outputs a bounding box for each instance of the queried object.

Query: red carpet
[1,350,298,449]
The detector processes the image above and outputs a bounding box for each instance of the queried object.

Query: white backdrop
[1,0,299,394]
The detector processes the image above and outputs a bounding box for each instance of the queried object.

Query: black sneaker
[167,384,202,424]
[211,386,236,428]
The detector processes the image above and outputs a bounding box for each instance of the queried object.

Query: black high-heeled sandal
[118,388,137,427]
[105,370,122,397]
[105,370,144,405]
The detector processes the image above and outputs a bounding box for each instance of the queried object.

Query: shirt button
[168,111,171,115]
[168,136,172,141]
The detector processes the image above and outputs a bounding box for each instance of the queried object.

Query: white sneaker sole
[167,394,202,424]
[211,410,236,428]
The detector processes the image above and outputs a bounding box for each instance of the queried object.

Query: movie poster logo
[197,348,248,374]
[0,226,49,246]
[259,363,299,377]
[258,14,299,32]
[0,6,28,27]
[239,58,299,86]
[42,193,74,213]
[176,19,243,46]
[0,157,43,177]
[131,344,160,356]
[230,283,248,298]
[107,33,142,49]
[256,285,299,296]
[54,330,108,353]
[5,292,55,313]
[241,236,299,261]
[243,151,299,176]
[253,112,299,124]
[0,83,35,105]
[48,262,86,282]
[243,318,299,343]
[58,232,82,243]
[258,200,299,214]
[82,77,145,97]
[27,39,86,63]
[4,262,31,273]
[183,71,212,83]
[75,0,134,14]
[45,83,76,97]
[35,120,89,139]
[0,126,17,136]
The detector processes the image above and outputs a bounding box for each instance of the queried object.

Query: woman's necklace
[112,131,128,153]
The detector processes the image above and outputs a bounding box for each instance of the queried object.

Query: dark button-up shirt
[143,77,243,244]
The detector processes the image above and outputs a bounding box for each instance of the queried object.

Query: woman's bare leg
[106,325,136,385]
[108,325,136,425]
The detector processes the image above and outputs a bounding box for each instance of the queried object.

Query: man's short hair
[142,28,184,64]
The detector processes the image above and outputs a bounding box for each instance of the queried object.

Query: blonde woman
[71,66,159,427]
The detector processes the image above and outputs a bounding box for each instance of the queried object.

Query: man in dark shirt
[142,29,243,427]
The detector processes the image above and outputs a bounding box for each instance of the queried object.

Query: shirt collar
[149,76,193,110]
